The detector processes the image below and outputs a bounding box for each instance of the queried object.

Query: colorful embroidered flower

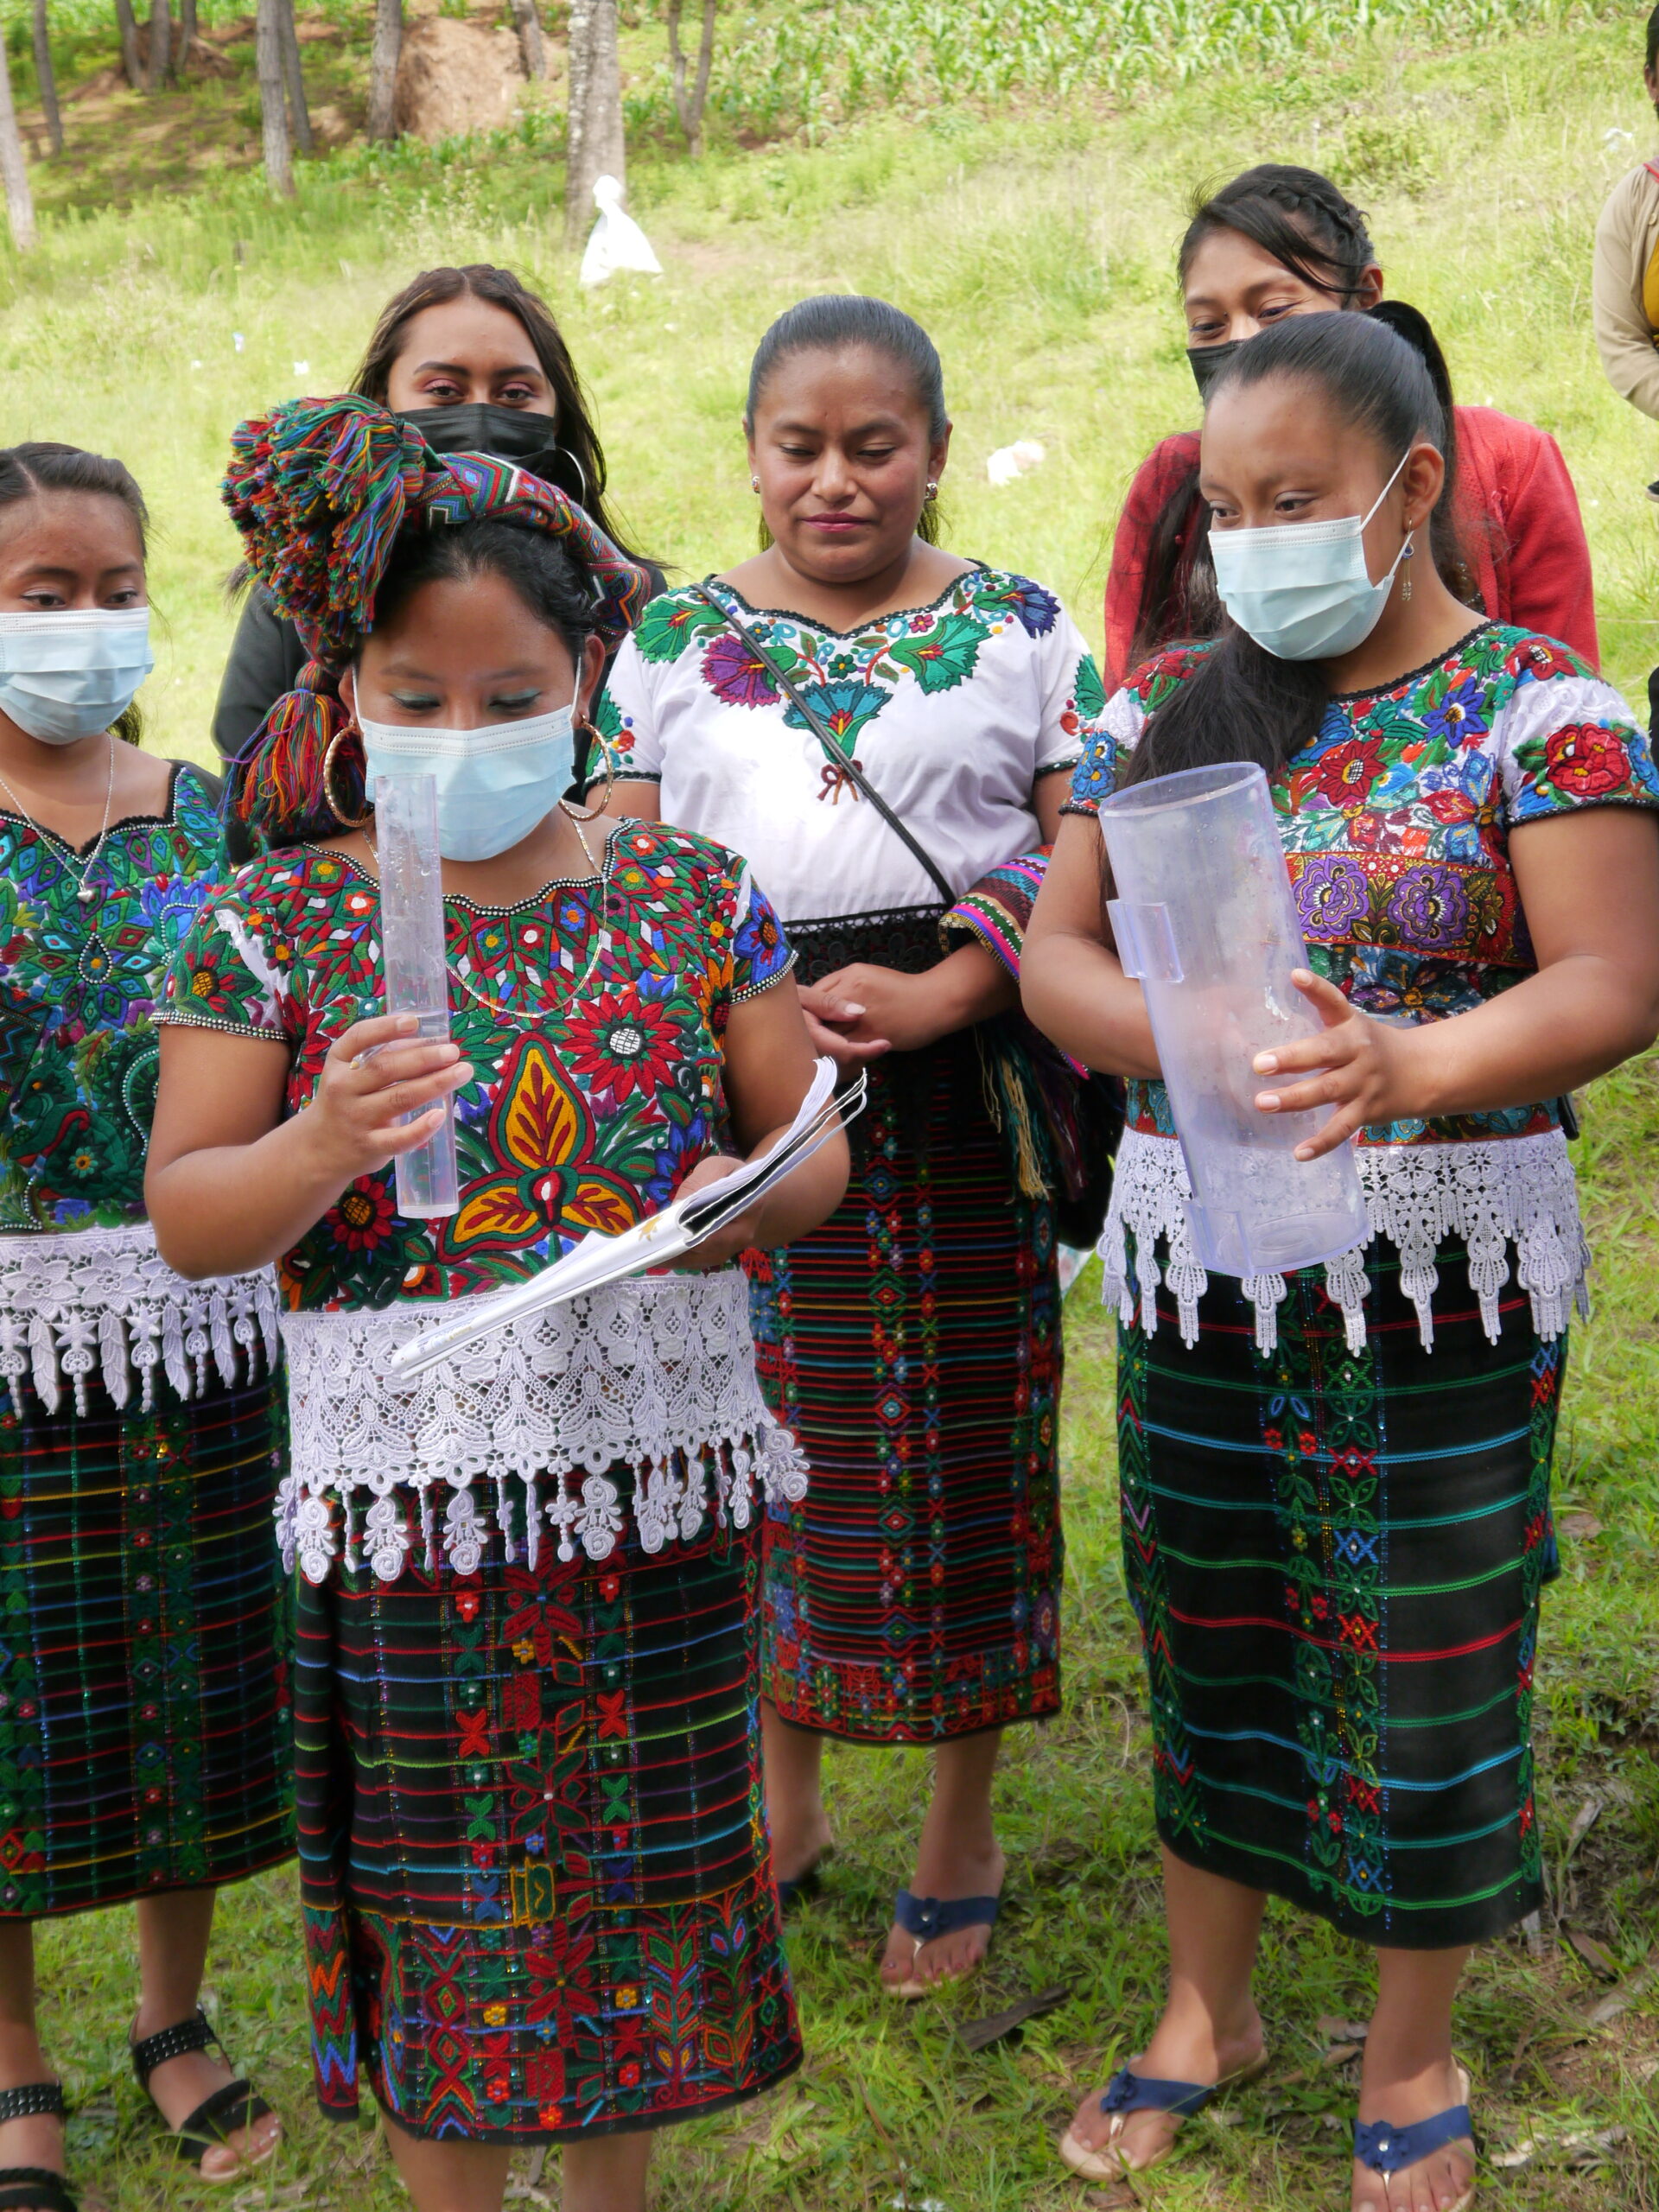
[1309,735,1388,810]
[1294,854,1369,937]
[324,1178,397,1253]
[1388,866,1470,951]
[701,630,780,709]
[562,982,684,1104]
[1002,580,1060,637]
[1421,678,1491,747]
[784,679,888,749]
[1542,722,1632,799]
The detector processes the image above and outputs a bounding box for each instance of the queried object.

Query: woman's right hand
[796,981,893,1069]
[296,1012,474,1185]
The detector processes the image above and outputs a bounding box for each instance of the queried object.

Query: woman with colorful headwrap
[146,396,849,2212]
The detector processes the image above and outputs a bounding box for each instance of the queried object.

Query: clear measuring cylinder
[1097,760,1367,1279]
[374,772,460,1218]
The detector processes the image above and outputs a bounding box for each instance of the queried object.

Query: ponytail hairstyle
[221,395,651,847]
[1129,164,1471,670]
[745,294,949,548]
[0,442,150,747]
[1124,311,1455,791]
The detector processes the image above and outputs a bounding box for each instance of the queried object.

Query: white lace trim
[1100,1126,1590,1357]
[0,1222,281,1416]
[276,1268,807,1585]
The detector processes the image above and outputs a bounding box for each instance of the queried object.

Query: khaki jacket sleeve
[1593,164,1659,422]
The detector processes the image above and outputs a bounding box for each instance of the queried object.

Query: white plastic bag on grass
[579,175,663,286]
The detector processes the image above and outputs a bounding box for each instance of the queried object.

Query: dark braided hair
[0,442,149,747]
[1128,165,1472,674]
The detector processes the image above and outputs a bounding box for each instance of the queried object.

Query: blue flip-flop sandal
[1354,2066,1476,2212]
[887,1887,1001,2001]
[1057,2051,1270,2179]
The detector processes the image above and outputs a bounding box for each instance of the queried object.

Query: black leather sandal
[130,2009,277,2181]
[0,2081,76,2212]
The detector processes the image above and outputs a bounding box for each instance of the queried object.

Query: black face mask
[1187,337,1247,398]
[395,403,585,503]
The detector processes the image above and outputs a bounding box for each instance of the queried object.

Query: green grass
[5,4,1659,2206]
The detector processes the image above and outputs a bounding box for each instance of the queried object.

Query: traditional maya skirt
[0,1224,290,1916]
[283,1271,805,2139]
[751,909,1063,1745]
[1105,1126,1586,1947]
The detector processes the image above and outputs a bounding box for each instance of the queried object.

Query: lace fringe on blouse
[1101,1126,1590,1356]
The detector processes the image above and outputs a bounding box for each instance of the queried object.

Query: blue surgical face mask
[359,704,576,862]
[1209,448,1414,662]
[0,607,154,744]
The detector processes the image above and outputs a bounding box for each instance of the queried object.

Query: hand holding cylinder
[374,773,461,1218]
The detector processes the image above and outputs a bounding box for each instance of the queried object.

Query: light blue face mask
[1209,448,1414,662]
[0,607,154,743]
[359,703,576,862]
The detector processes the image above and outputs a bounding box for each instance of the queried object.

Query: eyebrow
[410,358,546,380]
[377,662,547,681]
[769,414,908,435]
[13,559,143,579]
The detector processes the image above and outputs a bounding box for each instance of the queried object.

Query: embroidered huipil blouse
[0,762,277,1414]
[599,569,1104,925]
[1065,624,1659,1352]
[161,821,806,1582]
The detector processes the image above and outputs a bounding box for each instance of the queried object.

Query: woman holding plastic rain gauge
[144,397,848,2212]
[1023,313,1659,2210]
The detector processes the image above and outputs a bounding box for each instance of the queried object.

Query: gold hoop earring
[564,720,615,821]
[322,724,373,829]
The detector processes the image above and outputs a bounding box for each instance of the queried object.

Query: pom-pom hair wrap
[222,393,652,661]
[228,658,364,840]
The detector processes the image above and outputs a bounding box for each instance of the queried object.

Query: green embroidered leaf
[887,612,986,694]
[1072,652,1107,721]
[634,594,725,664]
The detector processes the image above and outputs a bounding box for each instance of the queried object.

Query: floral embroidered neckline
[1327,620,1496,706]
[705,563,988,638]
[0,759,190,861]
[313,817,637,918]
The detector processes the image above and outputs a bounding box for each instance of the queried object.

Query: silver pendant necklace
[0,734,118,905]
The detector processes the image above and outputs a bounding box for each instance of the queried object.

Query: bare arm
[145,1013,473,1279]
[603,778,661,821]
[1021,810,1160,1076]
[1251,809,1659,1156]
[673,975,849,1268]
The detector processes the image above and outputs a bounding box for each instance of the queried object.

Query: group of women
[0,159,1653,2212]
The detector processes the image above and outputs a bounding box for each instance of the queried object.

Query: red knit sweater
[1102,407,1599,691]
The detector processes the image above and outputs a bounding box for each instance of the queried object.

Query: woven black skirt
[1119,1235,1560,1949]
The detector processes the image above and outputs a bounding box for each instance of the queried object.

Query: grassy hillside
[2,5,1658,2208]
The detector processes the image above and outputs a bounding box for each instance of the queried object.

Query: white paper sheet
[389,1058,861,1380]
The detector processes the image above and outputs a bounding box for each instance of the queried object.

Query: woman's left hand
[1252,969,1427,1159]
[670,1153,766,1272]
[814,958,996,1053]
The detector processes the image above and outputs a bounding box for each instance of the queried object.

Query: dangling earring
[1401,531,1415,604]
[322,723,373,829]
[563,720,615,821]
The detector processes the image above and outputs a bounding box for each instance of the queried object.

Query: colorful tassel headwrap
[220,393,653,842]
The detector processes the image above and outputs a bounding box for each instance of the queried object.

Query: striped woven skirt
[0,1369,293,1916]
[1120,1234,1560,1948]
[751,912,1062,1744]
[296,1502,801,2141]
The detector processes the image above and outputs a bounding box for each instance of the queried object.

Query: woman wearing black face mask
[210,263,661,766]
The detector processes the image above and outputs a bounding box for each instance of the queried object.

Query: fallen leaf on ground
[1082,2188,1138,2209]
[1559,1511,1602,1540]
[1317,2015,1370,2042]
[1565,1928,1620,1979]
[1589,1953,1655,2026]
[957,1982,1071,2051]
[1321,2041,1363,2066]
[1522,1909,1548,1958]
[1564,1796,1603,1859]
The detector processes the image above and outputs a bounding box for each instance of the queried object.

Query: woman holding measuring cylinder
[145,396,848,2212]
[1023,312,1659,2211]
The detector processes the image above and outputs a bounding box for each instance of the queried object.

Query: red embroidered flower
[1543,723,1630,799]
[1310,734,1389,810]
[323,1178,396,1252]
[562,983,683,1104]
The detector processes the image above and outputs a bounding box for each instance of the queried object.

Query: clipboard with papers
[388,1057,865,1382]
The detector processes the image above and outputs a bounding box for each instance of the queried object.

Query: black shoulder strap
[693,583,958,908]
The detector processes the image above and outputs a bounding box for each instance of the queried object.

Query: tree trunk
[31,0,61,156]
[665,0,715,158]
[365,0,401,143]
[254,0,293,195]
[563,0,623,250]
[276,0,312,153]
[0,36,35,251]
[510,0,544,81]
[178,0,195,65]
[146,0,170,91]
[112,0,142,91]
